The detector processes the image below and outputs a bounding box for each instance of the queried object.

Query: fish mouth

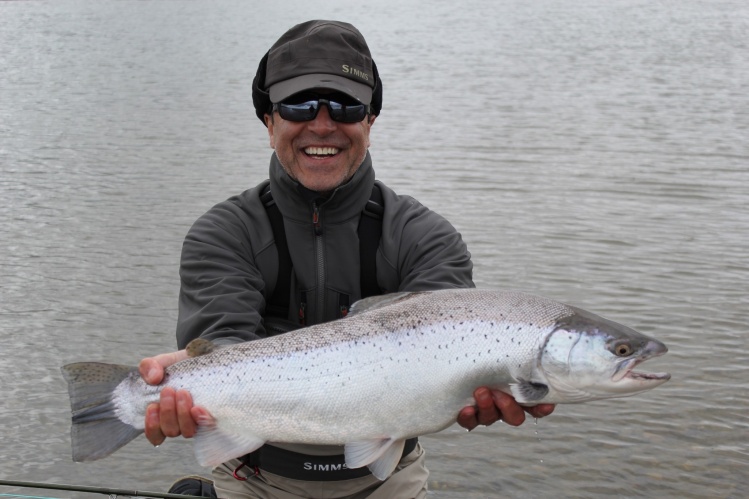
[625,368,671,382]
[613,341,671,384]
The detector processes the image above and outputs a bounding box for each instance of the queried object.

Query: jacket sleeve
[176,199,269,349]
[379,188,475,293]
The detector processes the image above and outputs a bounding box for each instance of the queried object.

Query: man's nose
[307,104,336,132]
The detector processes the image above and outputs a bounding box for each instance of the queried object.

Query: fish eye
[614,343,633,357]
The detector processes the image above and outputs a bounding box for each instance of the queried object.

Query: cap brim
[269,74,373,105]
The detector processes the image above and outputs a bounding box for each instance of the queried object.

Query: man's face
[265,92,375,193]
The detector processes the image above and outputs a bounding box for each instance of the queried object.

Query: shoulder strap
[358,183,383,299]
[261,186,292,318]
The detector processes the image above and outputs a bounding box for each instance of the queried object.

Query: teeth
[305,147,339,156]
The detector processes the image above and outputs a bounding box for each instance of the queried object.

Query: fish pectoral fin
[193,414,264,467]
[509,378,550,404]
[344,437,405,481]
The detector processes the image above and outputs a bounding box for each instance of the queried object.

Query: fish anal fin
[509,378,549,404]
[193,413,264,467]
[345,437,405,480]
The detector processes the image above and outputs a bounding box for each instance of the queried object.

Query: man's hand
[138,351,207,446]
[457,387,555,430]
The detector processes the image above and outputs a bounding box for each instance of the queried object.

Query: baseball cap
[264,20,376,105]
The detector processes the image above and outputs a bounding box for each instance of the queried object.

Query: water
[1,0,747,497]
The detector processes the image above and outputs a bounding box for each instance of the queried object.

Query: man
[139,20,554,498]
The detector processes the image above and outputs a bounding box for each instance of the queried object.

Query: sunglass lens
[327,101,367,123]
[279,101,320,121]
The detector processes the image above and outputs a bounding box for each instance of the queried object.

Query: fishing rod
[0,480,203,499]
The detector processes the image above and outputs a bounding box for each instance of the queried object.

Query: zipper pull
[312,203,323,235]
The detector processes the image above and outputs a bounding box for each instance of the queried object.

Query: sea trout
[61,289,670,480]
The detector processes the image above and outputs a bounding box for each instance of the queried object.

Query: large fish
[62,289,670,480]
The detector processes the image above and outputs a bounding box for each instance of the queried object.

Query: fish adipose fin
[509,379,550,404]
[186,338,217,357]
[193,414,265,467]
[344,437,406,480]
[61,362,142,462]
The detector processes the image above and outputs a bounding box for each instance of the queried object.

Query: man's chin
[297,171,354,193]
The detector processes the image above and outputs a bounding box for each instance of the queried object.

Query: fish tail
[61,362,143,462]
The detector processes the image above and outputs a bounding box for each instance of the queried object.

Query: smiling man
[139,20,554,498]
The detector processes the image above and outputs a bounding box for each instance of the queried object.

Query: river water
[1,1,747,498]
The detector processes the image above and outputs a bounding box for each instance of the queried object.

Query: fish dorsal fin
[193,413,265,467]
[344,437,405,480]
[186,338,216,358]
[348,292,419,316]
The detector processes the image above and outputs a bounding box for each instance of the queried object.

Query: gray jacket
[176,151,474,349]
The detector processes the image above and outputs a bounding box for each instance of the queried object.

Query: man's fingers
[139,352,196,446]
[138,358,163,385]
[176,390,197,438]
[526,403,556,419]
[144,403,165,446]
[491,390,526,426]
[458,390,556,431]
[475,388,501,426]
[153,350,189,368]
[457,406,479,431]
[138,350,189,385]
[158,387,181,438]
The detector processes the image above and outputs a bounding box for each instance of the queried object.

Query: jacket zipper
[312,201,325,323]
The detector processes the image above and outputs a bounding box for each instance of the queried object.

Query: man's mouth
[304,146,340,157]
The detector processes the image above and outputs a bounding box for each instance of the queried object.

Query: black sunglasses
[273,94,370,124]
